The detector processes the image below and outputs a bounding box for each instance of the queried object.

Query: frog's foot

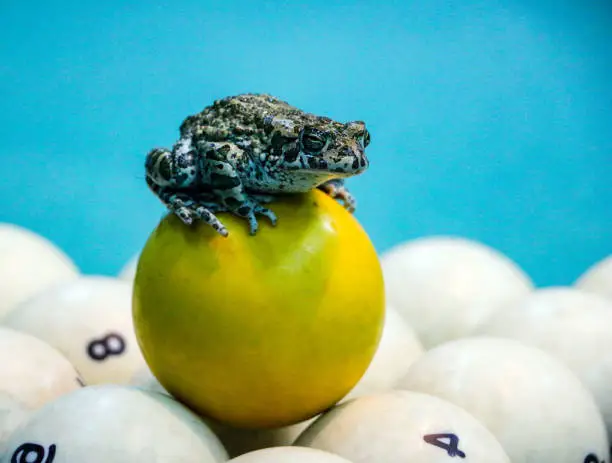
[166,192,229,237]
[236,200,278,236]
[318,179,357,213]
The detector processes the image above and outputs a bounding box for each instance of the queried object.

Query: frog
[145,93,371,237]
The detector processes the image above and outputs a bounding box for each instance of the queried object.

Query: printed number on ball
[86,333,126,361]
[11,443,56,463]
[423,433,466,458]
[584,454,605,463]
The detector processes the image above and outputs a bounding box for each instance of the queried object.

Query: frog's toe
[257,207,278,226]
[318,181,356,212]
[343,194,357,213]
[193,205,228,237]
[333,189,357,213]
[175,207,195,225]
[247,214,259,236]
[244,207,277,235]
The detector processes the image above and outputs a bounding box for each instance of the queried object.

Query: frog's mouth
[300,152,368,176]
[302,155,332,171]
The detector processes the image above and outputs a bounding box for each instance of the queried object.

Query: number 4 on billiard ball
[423,433,466,458]
[423,434,606,463]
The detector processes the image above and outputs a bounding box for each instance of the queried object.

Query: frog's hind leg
[318,179,356,213]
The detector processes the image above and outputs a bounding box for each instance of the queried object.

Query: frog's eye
[299,127,327,154]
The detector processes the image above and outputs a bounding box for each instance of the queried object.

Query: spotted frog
[145,93,370,237]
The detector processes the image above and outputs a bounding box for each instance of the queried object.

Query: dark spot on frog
[237,205,251,216]
[262,115,275,132]
[271,132,294,152]
[224,197,241,208]
[352,158,359,170]
[158,158,172,181]
[308,157,328,169]
[206,149,222,161]
[233,126,254,136]
[284,145,300,163]
[211,173,240,189]
[177,155,190,168]
[217,144,231,155]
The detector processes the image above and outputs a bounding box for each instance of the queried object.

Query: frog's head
[266,117,370,178]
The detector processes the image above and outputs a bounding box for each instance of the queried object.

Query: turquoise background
[0,0,610,285]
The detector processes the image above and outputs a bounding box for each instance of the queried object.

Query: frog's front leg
[145,145,230,236]
[146,178,229,236]
[202,154,278,235]
[318,179,357,212]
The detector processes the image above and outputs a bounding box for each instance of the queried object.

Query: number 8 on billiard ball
[86,333,126,362]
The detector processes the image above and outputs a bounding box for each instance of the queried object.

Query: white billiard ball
[2,275,147,385]
[0,326,83,447]
[380,236,533,348]
[397,337,608,463]
[0,223,79,319]
[476,287,612,444]
[1,385,228,463]
[118,254,139,281]
[294,390,510,462]
[229,446,353,462]
[129,365,168,395]
[575,255,612,300]
[211,419,315,459]
[343,305,424,401]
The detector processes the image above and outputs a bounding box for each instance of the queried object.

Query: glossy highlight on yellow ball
[132,189,385,429]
